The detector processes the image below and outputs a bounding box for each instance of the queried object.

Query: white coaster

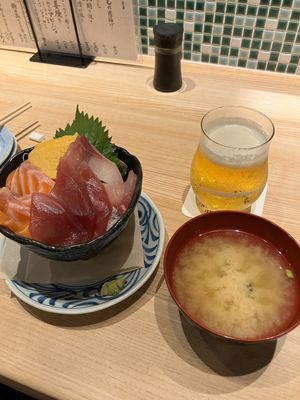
[182,184,268,218]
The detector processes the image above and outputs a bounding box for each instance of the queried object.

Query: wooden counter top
[0,50,300,400]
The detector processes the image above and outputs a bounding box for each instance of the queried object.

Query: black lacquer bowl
[0,147,142,261]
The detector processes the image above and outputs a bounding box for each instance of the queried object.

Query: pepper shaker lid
[153,23,183,49]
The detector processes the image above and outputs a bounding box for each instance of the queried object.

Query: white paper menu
[0,0,35,47]
[0,0,137,61]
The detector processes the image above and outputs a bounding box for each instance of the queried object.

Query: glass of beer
[190,106,274,213]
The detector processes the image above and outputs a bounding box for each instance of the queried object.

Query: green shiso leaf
[100,276,126,297]
[55,105,119,165]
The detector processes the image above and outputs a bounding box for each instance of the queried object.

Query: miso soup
[173,230,299,339]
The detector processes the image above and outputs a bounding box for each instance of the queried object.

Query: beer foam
[201,121,269,167]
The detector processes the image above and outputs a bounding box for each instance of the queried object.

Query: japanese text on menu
[0,0,137,60]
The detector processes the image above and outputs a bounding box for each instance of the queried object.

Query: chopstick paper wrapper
[0,212,144,284]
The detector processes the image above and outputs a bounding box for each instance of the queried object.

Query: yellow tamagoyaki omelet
[28,134,79,179]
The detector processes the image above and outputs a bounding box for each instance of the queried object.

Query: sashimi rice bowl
[0,108,142,261]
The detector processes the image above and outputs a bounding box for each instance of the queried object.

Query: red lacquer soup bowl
[164,211,300,344]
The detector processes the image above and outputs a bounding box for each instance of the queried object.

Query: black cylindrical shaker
[153,23,183,92]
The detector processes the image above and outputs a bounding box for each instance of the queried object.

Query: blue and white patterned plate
[6,192,165,314]
[0,125,15,166]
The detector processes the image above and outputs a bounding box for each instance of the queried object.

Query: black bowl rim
[0,145,142,253]
[163,210,300,344]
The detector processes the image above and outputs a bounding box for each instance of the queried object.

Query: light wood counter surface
[0,50,300,400]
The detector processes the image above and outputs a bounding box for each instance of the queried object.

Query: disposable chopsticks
[0,102,32,126]
[14,121,40,141]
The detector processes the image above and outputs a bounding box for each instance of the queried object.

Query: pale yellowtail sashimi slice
[78,137,136,213]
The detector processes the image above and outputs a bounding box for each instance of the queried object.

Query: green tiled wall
[138,0,300,74]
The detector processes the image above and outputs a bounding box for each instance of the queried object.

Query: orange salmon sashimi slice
[6,160,55,196]
[0,188,31,237]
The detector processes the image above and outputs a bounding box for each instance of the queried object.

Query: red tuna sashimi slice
[29,193,90,246]
[51,160,95,237]
[52,154,112,237]
[6,160,54,195]
[80,165,112,236]
[0,187,31,236]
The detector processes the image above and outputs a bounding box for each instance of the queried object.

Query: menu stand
[23,0,93,68]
